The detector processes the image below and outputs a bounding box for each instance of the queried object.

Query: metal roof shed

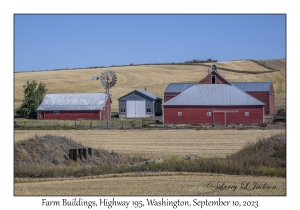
[36,93,111,120]
[118,90,162,118]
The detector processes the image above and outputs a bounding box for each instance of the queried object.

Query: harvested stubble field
[14,172,286,196]
[14,129,285,158]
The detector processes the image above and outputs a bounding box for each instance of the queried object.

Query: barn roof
[37,93,110,111]
[164,83,196,93]
[136,90,162,100]
[118,90,162,101]
[231,82,272,92]
[163,84,265,106]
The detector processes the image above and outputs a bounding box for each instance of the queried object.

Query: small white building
[118,90,162,118]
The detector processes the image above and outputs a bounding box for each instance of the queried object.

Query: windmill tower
[92,70,117,93]
[92,70,117,121]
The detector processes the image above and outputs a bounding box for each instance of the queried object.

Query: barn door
[126,101,146,118]
[213,111,238,124]
[41,111,44,119]
[213,112,225,123]
[135,101,146,117]
[126,101,136,118]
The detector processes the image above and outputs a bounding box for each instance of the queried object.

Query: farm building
[37,93,111,120]
[163,68,275,115]
[163,84,265,124]
[162,68,266,124]
[118,90,162,118]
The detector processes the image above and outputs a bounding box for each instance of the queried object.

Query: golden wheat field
[14,129,285,158]
[14,172,286,196]
[14,59,286,112]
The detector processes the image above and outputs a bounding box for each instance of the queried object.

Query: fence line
[14,119,160,130]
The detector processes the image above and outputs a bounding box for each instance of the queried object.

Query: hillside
[14,59,286,112]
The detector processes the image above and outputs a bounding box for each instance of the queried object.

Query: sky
[14,14,286,72]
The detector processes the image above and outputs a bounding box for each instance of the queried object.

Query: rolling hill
[14,59,286,112]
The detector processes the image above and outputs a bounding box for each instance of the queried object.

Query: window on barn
[212,75,216,84]
[54,111,59,115]
[121,108,125,113]
[245,112,249,116]
[178,112,182,116]
[207,112,211,116]
[147,108,151,113]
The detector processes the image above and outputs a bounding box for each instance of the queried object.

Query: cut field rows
[14,130,285,158]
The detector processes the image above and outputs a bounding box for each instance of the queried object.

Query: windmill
[91,70,117,94]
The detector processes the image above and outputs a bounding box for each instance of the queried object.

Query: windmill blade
[99,70,117,92]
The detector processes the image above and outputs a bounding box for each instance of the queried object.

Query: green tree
[15,80,47,119]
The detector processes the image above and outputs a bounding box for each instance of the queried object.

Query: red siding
[40,110,101,120]
[269,85,275,115]
[214,112,225,123]
[270,93,275,115]
[164,93,180,102]
[198,71,230,85]
[246,92,274,115]
[163,106,264,124]
[101,97,112,120]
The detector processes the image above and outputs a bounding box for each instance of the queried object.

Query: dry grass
[14,60,286,112]
[14,130,285,158]
[14,172,286,196]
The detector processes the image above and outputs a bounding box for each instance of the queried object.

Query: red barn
[164,68,275,115]
[163,84,265,124]
[36,93,111,120]
[163,68,266,124]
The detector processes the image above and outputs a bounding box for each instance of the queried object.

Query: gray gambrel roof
[231,82,272,92]
[163,84,265,106]
[164,83,196,93]
[37,93,110,111]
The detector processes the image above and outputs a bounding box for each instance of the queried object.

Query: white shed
[118,90,162,118]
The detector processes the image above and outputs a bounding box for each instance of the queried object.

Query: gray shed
[118,90,162,118]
